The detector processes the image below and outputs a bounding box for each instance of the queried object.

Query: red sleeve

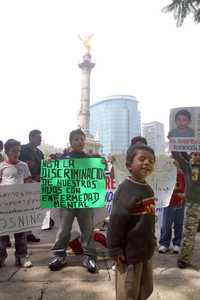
[176,172,185,193]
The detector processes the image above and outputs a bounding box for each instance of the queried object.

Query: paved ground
[1,226,200,300]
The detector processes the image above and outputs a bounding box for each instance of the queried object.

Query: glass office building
[90,95,141,155]
[142,121,165,154]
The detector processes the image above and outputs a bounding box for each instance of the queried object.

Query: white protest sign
[0,183,48,236]
[112,154,129,186]
[113,154,176,208]
[169,107,200,152]
[147,155,177,208]
[93,173,116,225]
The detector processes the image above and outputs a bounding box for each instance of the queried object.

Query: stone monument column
[78,35,101,153]
[78,52,95,134]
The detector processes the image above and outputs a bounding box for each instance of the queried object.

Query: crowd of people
[0,129,200,300]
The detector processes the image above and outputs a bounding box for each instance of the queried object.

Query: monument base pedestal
[84,133,101,155]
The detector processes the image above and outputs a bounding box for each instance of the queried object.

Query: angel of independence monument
[78,35,101,153]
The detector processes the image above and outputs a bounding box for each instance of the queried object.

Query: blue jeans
[159,206,185,248]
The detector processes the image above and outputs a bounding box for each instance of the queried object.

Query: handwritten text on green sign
[40,158,106,208]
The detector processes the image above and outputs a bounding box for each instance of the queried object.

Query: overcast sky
[0,0,200,147]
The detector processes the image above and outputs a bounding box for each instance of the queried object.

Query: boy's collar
[127,176,147,185]
[6,160,20,165]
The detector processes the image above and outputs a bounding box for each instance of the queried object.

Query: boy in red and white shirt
[0,139,32,268]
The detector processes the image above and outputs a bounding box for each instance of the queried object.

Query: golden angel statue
[79,34,94,53]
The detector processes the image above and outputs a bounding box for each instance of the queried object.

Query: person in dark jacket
[107,144,156,300]
[19,129,44,242]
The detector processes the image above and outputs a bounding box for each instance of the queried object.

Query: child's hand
[177,193,186,204]
[49,154,56,160]
[113,255,126,272]
[113,254,125,265]
[33,174,40,182]
[24,177,33,183]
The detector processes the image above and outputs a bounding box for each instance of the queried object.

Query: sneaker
[0,249,7,267]
[27,234,40,243]
[48,256,67,271]
[158,245,168,253]
[83,255,97,273]
[173,245,181,254]
[15,256,32,268]
[177,259,188,269]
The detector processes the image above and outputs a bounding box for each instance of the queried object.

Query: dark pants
[0,233,27,257]
[52,208,96,257]
[159,206,185,248]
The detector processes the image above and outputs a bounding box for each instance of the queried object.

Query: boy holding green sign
[48,129,98,273]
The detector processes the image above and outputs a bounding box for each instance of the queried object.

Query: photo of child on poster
[169,109,194,138]
[169,107,200,152]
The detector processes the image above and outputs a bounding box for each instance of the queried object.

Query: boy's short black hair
[175,110,191,121]
[69,129,86,144]
[131,136,147,146]
[4,139,21,154]
[29,129,41,140]
[126,144,155,167]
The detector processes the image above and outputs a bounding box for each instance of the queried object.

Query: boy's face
[7,145,21,163]
[175,115,190,130]
[127,150,155,181]
[191,153,200,165]
[70,134,85,152]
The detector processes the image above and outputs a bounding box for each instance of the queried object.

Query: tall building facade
[90,95,141,155]
[142,121,165,154]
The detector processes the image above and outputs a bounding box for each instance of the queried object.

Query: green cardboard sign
[40,157,106,208]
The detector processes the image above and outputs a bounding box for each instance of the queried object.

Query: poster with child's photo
[169,107,200,152]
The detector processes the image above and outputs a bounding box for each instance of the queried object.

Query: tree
[163,0,200,26]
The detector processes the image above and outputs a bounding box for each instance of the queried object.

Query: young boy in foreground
[108,144,156,300]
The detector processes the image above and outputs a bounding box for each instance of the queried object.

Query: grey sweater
[107,177,156,264]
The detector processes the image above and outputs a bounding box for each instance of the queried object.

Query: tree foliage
[163,0,200,26]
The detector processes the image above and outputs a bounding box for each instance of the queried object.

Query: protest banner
[0,183,48,236]
[147,155,177,208]
[105,173,116,214]
[40,157,106,209]
[93,173,116,225]
[169,106,200,152]
[113,154,176,208]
